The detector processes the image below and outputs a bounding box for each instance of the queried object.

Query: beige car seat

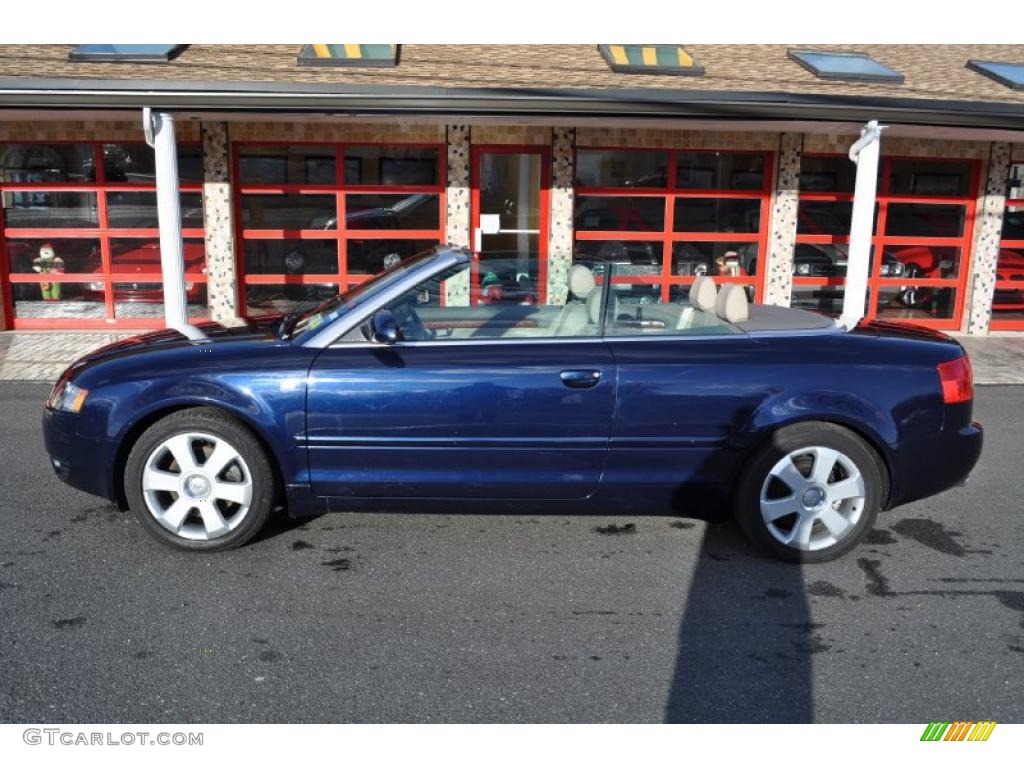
[715,283,750,324]
[551,264,597,336]
[677,274,719,329]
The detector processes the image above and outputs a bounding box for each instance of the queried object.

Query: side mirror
[370,309,400,345]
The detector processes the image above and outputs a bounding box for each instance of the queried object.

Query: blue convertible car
[43,246,981,562]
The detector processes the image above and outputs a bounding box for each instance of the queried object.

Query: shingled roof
[1,44,1023,103]
[1,45,1023,128]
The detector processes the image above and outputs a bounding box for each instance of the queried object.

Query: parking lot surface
[1,382,1021,723]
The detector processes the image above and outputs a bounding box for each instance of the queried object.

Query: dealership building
[1,43,1024,336]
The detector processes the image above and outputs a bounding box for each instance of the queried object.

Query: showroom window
[992,162,1024,330]
[0,141,206,329]
[794,154,979,329]
[573,148,772,305]
[234,143,445,316]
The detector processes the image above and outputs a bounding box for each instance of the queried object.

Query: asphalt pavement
[0,382,1021,723]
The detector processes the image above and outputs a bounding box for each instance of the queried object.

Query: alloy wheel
[141,431,254,541]
[759,445,867,552]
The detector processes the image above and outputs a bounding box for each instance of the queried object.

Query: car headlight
[890,262,904,276]
[87,281,105,291]
[796,263,811,275]
[880,264,891,276]
[47,380,89,413]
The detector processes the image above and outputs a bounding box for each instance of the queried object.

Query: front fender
[103,372,309,489]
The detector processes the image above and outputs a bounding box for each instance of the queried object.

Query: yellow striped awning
[599,45,703,75]
[298,45,399,67]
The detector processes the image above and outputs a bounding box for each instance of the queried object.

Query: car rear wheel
[124,408,276,551]
[734,422,884,563]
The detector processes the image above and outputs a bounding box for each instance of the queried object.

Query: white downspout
[143,108,205,341]
[840,119,886,330]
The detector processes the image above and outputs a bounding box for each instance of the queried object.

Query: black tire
[124,407,277,552]
[733,422,885,564]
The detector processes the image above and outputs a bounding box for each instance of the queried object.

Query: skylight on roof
[787,49,904,84]
[298,45,399,67]
[598,45,703,76]
[967,60,1024,91]
[69,45,186,63]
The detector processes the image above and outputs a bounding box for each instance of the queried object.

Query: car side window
[603,280,741,337]
[370,259,604,342]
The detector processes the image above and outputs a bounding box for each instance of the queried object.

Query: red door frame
[470,144,551,305]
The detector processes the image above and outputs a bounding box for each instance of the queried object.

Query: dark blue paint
[42,251,982,522]
[307,341,614,499]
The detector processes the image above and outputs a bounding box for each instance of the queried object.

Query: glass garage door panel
[2,191,99,228]
[575,196,665,232]
[885,203,966,238]
[5,237,101,274]
[875,286,957,321]
[243,239,339,276]
[10,285,105,320]
[575,150,668,188]
[0,143,95,183]
[246,283,339,316]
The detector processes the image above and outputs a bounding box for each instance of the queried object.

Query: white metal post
[840,120,886,330]
[143,108,205,340]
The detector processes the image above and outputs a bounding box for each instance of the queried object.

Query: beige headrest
[568,264,596,300]
[690,275,717,312]
[586,285,617,325]
[715,284,750,323]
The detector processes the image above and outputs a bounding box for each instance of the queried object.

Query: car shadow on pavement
[664,521,814,723]
[251,507,324,544]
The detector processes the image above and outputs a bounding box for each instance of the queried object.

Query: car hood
[60,315,285,379]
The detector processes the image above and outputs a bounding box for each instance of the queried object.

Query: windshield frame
[284,247,443,341]
[290,246,470,347]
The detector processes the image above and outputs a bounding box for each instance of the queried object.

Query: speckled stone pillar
[547,128,576,305]
[444,125,471,306]
[763,133,802,307]
[966,142,1011,335]
[200,122,241,324]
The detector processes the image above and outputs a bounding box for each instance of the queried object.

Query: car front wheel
[124,407,276,551]
[734,422,885,563]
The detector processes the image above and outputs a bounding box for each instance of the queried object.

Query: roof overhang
[0,77,1023,132]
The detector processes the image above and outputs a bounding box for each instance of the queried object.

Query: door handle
[560,370,602,389]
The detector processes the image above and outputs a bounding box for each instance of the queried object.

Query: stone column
[762,133,802,307]
[547,127,576,305]
[966,142,1011,335]
[444,124,471,306]
[200,122,241,324]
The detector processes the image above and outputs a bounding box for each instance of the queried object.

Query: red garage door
[794,154,980,330]
[1,141,207,329]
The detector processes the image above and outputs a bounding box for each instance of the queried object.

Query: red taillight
[937,356,973,404]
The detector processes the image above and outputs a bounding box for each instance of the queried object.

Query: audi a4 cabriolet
[43,246,982,562]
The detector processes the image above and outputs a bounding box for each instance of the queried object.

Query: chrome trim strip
[327,337,608,349]
[302,436,609,448]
